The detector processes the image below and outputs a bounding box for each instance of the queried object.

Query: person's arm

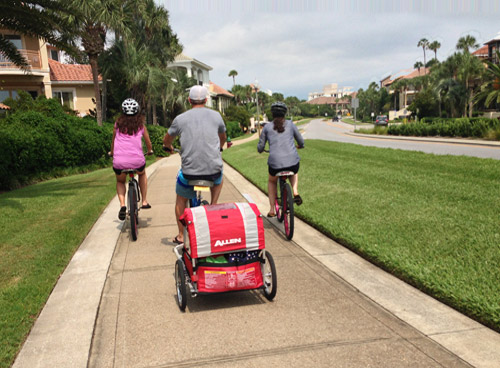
[293,124,305,148]
[257,127,267,153]
[163,132,175,151]
[143,126,153,154]
[219,132,227,150]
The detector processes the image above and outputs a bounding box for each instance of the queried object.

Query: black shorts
[183,172,222,182]
[113,164,146,175]
[268,162,300,177]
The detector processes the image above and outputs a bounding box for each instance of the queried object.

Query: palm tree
[414,61,424,75]
[475,51,500,109]
[417,38,429,68]
[456,35,479,54]
[0,1,76,70]
[228,70,238,87]
[428,40,441,61]
[61,0,129,125]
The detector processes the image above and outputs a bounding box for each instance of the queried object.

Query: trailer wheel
[262,251,277,301]
[175,259,187,311]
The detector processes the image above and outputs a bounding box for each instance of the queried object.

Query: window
[0,91,9,102]
[50,49,59,61]
[5,35,22,49]
[53,91,74,109]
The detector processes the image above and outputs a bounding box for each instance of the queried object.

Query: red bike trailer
[173,202,277,311]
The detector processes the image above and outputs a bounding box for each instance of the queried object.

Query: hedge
[387,118,500,139]
[0,107,169,191]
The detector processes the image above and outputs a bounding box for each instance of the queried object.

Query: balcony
[0,49,41,69]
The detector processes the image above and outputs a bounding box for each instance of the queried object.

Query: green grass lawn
[0,168,117,368]
[222,139,500,332]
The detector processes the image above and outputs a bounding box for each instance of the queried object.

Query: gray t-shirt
[168,107,226,175]
[257,120,304,169]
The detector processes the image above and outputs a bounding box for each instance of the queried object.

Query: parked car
[374,115,388,126]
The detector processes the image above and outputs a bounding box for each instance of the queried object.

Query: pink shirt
[113,125,145,170]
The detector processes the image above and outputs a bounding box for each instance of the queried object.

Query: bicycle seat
[188,179,214,188]
[276,171,295,177]
[121,169,137,174]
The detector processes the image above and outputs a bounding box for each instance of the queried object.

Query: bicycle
[274,170,295,240]
[263,150,295,241]
[163,147,213,207]
[122,168,141,241]
[109,152,151,241]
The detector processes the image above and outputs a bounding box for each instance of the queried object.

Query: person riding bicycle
[163,85,227,244]
[110,98,153,220]
[257,101,304,217]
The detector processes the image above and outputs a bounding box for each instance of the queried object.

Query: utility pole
[255,79,260,135]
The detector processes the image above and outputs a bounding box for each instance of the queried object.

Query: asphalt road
[302,119,500,160]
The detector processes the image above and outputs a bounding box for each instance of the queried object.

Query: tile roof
[473,45,489,56]
[209,82,234,97]
[402,67,430,79]
[0,102,11,110]
[49,59,101,82]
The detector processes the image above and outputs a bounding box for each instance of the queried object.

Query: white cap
[189,85,208,101]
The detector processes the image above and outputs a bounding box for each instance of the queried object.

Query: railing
[0,49,41,69]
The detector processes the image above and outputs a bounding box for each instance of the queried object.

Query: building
[380,67,429,120]
[0,28,101,116]
[168,53,231,112]
[484,31,500,64]
[308,83,352,101]
[208,81,234,113]
[306,95,354,114]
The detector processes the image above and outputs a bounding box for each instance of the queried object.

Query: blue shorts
[176,169,223,199]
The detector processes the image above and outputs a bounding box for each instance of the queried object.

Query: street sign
[351,98,359,108]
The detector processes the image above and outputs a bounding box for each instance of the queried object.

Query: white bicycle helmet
[121,98,140,116]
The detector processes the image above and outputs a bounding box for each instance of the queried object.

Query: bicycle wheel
[261,251,277,301]
[128,183,138,241]
[283,183,294,240]
[175,259,187,311]
[276,180,284,222]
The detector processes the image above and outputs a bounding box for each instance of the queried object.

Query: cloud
[161,0,500,99]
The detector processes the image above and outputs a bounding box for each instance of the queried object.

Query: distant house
[208,81,233,113]
[308,83,352,101]
[169,52,212,88]
[0,29,101,116]
[380,67,430,119]
[483,31,500,64]
[472,45,489,60]
[306,94,354,114]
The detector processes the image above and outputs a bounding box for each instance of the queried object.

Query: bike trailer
[179,202,265,293]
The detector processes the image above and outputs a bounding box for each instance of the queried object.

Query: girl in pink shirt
[110,98,153,220]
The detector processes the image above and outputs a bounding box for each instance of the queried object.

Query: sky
[158,0,500,100]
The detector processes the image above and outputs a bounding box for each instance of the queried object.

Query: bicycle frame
[122,169,141,241]
[274,171,295,240]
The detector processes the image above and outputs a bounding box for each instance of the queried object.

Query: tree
[456,35,479,54]
[0,0,77,70]
[417,38,429,68]
[228,70,238,87]
[475,51,500,109]
[428,40,441,61]
[414,61,424,75]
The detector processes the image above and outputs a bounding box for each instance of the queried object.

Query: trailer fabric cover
[181,202,265,258]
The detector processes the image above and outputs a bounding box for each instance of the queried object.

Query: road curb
[346,131,500,148]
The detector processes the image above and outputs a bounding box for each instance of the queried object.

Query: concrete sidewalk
[13,154,500,368]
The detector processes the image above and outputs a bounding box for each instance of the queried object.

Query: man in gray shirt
[163,85,227,244]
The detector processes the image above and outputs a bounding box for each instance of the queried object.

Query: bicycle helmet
[271,101,287,117]
[121,98,140,116]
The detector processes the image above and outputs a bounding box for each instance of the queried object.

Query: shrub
[387,117,500,140]
[225,121,244,139]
